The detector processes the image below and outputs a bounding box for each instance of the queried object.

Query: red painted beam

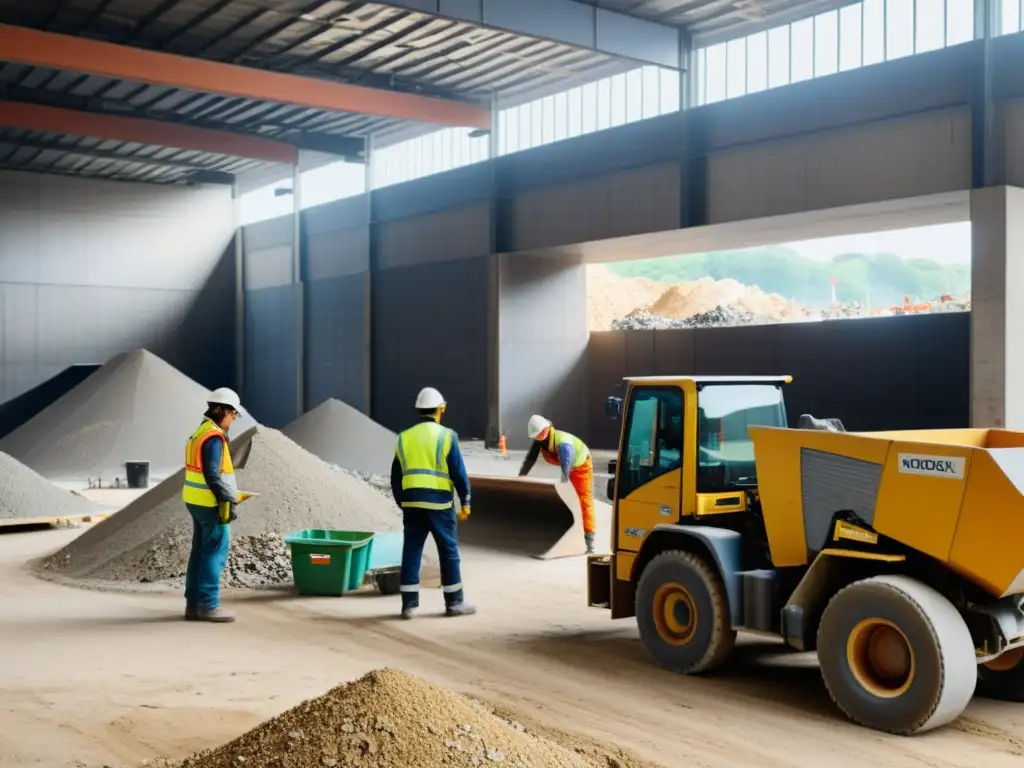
[0,101,298,164]
[0,24,491,129]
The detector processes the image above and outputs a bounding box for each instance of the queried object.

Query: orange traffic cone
[499,432,508,459]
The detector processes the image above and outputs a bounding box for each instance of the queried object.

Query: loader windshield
[697,384,786,491]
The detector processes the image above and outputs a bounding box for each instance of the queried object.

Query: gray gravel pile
[334,467,393,502]
[0,348,255,482]
[285,399,397,476]
[42,427,435,587]
[0,451,100,522]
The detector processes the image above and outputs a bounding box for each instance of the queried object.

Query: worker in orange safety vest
[519,415,596,554]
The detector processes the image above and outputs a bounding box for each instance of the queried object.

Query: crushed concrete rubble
[41,427,439,588]
[0,348,255,482]
[160,668,657,768]
[0,451,100,522]
[612,305,755,330]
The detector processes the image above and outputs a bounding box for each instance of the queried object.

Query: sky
[785,222,971,264]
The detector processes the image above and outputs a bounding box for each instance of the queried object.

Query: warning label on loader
[897,453,966,479]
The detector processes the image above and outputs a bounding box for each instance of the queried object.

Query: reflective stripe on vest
[396,421,453,510]
[181,419,235,508]
[542,429,589,469]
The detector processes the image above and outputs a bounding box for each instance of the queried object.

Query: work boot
[401,606,418,620]
[196,607,235,623]
[184,606,199,621]
[445,601,477,617]
[585,532,596,555]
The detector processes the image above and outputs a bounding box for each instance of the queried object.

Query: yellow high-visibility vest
[182,420,236,508]
[395,421,453,510]
[542,429,589,469]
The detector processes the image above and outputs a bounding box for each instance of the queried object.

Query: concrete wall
[0,170,237,403]
[303,196,371,415]
[586,313,970,449]
[498,254,589,450]
[242,215,301,428]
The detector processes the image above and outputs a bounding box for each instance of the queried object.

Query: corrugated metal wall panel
[244,283,302,428]
[375,203,492,270]
[508,163,681,252]
[371,255,490,437]
[374,162,493,222]
[706,108,972,224]
[305,273,369,413]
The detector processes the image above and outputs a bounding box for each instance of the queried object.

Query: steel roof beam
[0,23,491,129]
[377,0,684,69]
[0,135,231,172]
[0,101,298,164]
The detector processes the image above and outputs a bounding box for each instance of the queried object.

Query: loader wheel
[818,575,977,735]
[977,647,1024,702]
[636,550,735,674]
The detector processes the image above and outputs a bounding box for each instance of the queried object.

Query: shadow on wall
[585,312,970,449]
[0,365,99,438]
[152,234,238,391]
[499,347,588,452]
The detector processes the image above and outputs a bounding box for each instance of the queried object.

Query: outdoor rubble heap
[0,348,255,482]
[591,264,973,330]
[160,668,657,768]
[0,450,100,523]
[612,305,756,330]
[41,427,439,589]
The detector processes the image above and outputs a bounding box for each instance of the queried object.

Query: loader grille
[800,448,883,552]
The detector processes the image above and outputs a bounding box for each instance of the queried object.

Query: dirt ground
[3,522,1024,768]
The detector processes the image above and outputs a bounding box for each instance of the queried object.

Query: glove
[219,500,237,524]
[457,505,471,522]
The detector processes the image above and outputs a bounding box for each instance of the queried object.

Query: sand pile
[42,427,435,588]
[586,265,667,331]
[0,349,256,482]
[0,451,99,522]
[285,399,397,476]
[167,668,655,768]
[647,277,795,321]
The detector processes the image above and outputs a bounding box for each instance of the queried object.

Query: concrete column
[232,181,245,396]
[292,163,304,418]
[970,185,1024,427]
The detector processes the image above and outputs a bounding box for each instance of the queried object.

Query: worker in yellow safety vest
[390,387,475,620]
[182,387,243,623]
[520,415,597,554]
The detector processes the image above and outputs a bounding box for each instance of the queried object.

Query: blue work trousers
[400,507,463,610]
[184,503,231,611]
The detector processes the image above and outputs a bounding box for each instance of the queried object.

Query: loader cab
[608,376,790,516]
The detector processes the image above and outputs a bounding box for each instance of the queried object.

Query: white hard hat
[415,387,446,410]
[528,415,551,440]
[207,387,242,410]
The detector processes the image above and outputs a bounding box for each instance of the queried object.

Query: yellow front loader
[588,376,1024,735]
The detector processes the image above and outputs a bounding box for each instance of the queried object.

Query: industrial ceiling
[0,0,856,185]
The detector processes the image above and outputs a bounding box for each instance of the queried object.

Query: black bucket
[125,460,150,489]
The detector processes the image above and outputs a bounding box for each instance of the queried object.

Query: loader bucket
[462,475,587,559]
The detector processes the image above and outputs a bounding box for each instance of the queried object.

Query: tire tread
[637,549,735,673]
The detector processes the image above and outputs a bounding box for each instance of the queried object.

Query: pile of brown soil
[167,668,657,768]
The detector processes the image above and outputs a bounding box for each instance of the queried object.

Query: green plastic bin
[284,529,376,596]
